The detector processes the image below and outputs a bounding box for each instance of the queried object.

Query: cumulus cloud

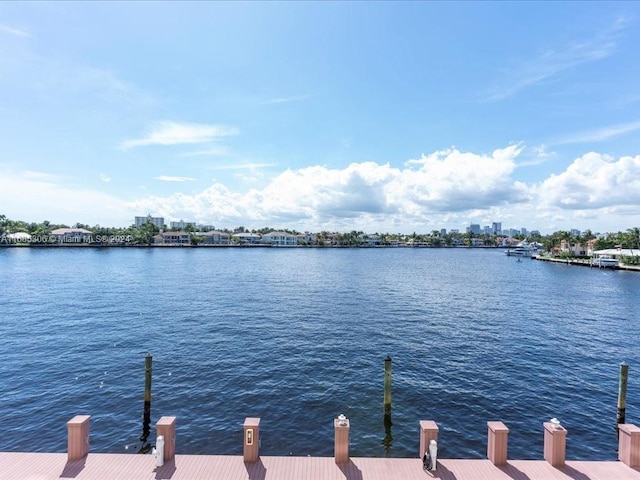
[121,121,238,149]
[126,145,532,229]
[537,153,640,210]
[399,144,528,212]
[7,146,640,233]
[126,183,248,226]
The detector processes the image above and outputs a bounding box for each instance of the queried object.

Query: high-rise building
[492,222,502,236]
[170,220,196,230]
[135,215,164,229]
[468,224,481,234]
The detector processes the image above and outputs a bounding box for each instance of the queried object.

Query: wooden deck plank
[3,452,640,480]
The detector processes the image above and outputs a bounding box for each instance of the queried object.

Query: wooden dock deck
[2,452,640,480]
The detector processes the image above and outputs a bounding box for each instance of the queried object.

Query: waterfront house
[50,227,92,243]
[297,232,316,245]
[232,232,262,245]
[560,240,586,256]
[262,231,298,246]
[154,231,191,245]
[323,233,338,246]
[6,232,32,242]
[359,234,382,246]
[197,231,231,245]
[499,237,518,247]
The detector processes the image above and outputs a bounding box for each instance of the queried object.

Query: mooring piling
[384,355,392,415]
[383,355,393,453]
[382,408,393,455]
[618,361,629,426]
[140,353,153,450]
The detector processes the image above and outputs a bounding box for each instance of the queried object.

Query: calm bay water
[1,246,639,460]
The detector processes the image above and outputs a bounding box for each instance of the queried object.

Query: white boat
[505,241,539,257]
[592,257,619,268]
[590,247,640,268]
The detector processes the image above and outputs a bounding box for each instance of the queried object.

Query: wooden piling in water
[384,356,392,415]
[140,353,152,447]
[618,362,629,426]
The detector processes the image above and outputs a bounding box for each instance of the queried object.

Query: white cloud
[180,146,231,157]
[553,120,640,145]
[6,146,640,233]
[263,94,311,105]
[209,162,279,171]
[0,168,127,226]
[537,152,640,210]
[0,24,31,38]
[100,173,111,182]
[127,145,532,230]
[516,144,557,167]
[399,144,528,212]
[154,176,196,182]
[121,121,238,149]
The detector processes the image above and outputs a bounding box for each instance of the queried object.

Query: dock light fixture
[338,414,347,426]
[550,418,561,429]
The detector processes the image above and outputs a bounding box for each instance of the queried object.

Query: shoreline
[532,254,640,272]
[0,243,495,249]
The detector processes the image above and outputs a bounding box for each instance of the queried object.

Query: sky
[1,2,640,235]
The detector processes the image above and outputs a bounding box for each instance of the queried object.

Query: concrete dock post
[67,415,90,461]
[618,424,640,468]
[243,417,260,463]
[419,420,439,459]
[543,421,567,467]
[334,414,350,464]
[618,362,629,426]
[156,416,176,462]
[487,421,509,465]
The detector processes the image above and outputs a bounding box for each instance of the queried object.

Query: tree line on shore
[1,214,639,251]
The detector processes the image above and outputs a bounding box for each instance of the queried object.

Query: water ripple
[1,247,639,460]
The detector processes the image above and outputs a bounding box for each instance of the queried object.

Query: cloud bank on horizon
[1,2,639,234]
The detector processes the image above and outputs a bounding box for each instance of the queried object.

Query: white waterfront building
[262,231,299,246]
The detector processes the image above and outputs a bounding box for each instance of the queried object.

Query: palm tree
[626,227,640,249]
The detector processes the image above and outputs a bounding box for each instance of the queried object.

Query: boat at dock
[592,256,619,268]
[590,248,640,268]
[505,241,539,257]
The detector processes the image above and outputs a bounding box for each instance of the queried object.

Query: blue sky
[1,2,640,234]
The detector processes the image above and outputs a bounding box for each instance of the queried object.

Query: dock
[532,254,640,271]
[3,452,640,480]
[3,415,640,480]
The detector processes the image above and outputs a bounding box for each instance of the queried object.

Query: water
[1,246,639,460]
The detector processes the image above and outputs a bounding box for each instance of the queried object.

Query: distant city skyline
[1,3,640,234]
